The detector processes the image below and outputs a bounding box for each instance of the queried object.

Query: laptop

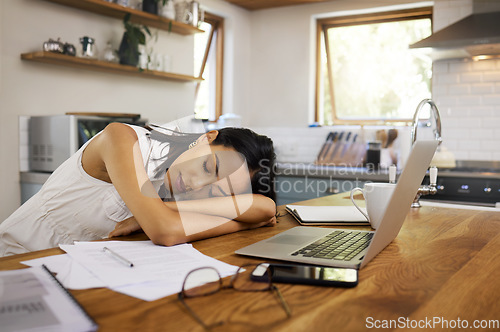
[236,140,439,269]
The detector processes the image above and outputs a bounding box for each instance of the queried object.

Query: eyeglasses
[178,263,291,330]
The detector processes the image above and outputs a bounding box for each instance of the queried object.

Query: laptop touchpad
[267,235,317,245]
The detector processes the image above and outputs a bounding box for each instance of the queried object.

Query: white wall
[0,0,197,219]
[201,0,252,118]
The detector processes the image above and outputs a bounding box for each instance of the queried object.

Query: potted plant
[118,13,151,67]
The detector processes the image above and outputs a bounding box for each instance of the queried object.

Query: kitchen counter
[276,162,394,182]
[275,161,500,206]
[1,192,499,331]
[277,161,500,180]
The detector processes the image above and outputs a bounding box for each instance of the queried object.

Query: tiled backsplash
[250,126,333,163]
[431,0,500,162]
[433,57,500,161]
[251,125,413,165]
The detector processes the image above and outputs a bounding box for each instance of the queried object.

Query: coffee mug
[350,182,396,229]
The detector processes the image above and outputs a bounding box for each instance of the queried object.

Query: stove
[421,160,500,207]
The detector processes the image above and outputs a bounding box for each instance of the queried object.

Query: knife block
[315,141,365,167]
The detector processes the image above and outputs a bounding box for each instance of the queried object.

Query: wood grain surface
[1,193,499,331]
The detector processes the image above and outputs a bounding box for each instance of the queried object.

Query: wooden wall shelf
[41,0,203,35]
[21,52,203,83]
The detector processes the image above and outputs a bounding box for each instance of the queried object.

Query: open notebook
[0,265,97,332]
[285,205,369,226]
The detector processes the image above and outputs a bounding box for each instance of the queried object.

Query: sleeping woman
[0,122,277,256]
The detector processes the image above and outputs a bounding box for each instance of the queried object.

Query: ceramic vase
[142,0,158,15]
[118,32,139,67]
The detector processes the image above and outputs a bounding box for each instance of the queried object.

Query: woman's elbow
[260,197,277,220]
[150,232,186,247]
[147,223,187,247]
[264,206,277,220]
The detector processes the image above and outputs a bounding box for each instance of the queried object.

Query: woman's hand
[108,216,143,238]
[243,215,277,230]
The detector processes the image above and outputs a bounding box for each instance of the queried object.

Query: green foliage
[119,13,152,65]
[123,13,151,47]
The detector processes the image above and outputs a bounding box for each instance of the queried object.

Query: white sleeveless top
[0,125,170,256]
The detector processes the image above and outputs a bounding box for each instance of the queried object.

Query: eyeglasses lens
[183,268,221,297]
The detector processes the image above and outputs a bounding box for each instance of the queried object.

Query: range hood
[410,11,500,60]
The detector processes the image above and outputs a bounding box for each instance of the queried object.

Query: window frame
[195,12,225,121]
[315,7,433,125]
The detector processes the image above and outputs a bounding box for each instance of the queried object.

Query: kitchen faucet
[411,99,442,208]
[412,166,438,208]
[411,99,442,146]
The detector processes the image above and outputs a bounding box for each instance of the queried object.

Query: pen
[103,247,134,268]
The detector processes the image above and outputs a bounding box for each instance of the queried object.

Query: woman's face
[164,133,252,201]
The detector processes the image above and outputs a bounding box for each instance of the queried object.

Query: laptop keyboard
[291,230,374,261]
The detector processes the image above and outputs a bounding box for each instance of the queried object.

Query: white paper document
[60,241,236,287]
[22,254,105,290]
[22,241,238,302]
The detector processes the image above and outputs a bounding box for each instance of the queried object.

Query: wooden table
[1,194,500,331]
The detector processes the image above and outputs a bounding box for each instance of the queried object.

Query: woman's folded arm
[109,212,276,245]
[164,194,276,223]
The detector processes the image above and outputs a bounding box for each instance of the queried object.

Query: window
[194,12,224,121]
[316,8,432,125]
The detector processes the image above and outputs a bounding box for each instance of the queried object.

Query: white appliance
[29,114,144,172]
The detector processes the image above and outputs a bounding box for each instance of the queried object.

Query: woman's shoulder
[102,123,156,165]
[104,122,145,137]
[122,123,150,137]
[98,123,151,147]
[86,123,142,162]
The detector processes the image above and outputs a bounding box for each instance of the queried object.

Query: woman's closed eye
[202,154,219,176]
[203,160,211,174]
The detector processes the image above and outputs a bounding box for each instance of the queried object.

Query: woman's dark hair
[146,125,277,202]
[211,127,276,202]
